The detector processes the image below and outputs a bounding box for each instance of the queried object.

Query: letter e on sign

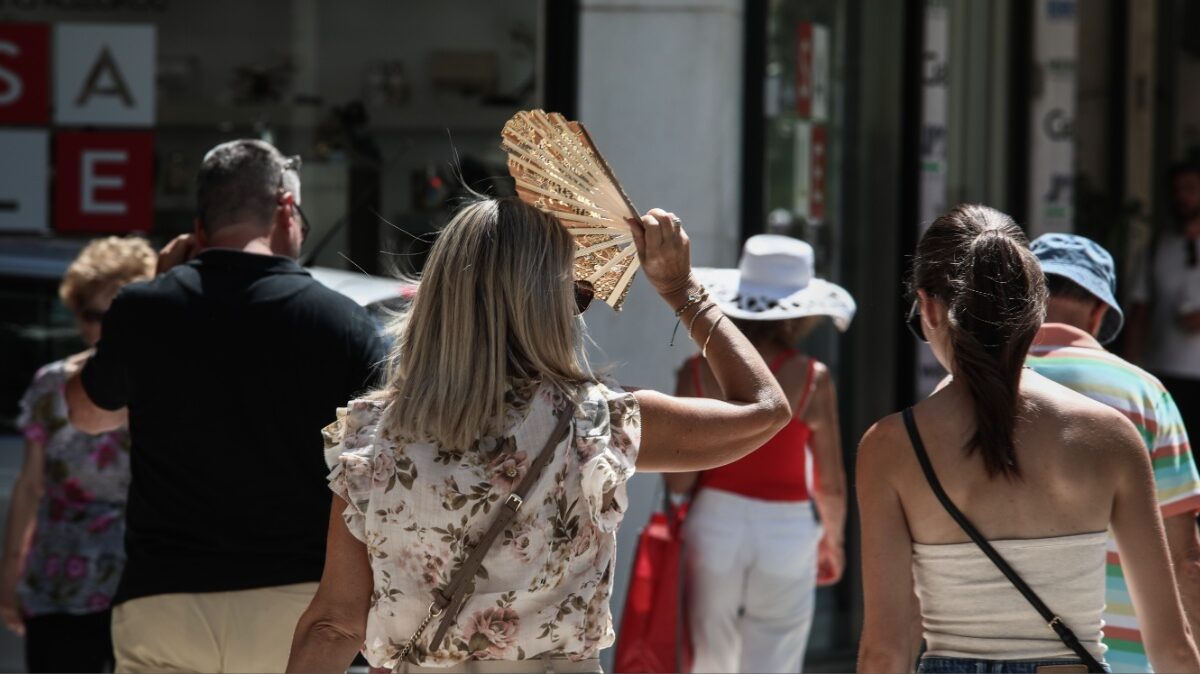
[0,23,49,125]
[55,132,153,234]
[55,24,155,127]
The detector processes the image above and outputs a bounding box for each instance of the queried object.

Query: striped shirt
[1027,323,1200,673]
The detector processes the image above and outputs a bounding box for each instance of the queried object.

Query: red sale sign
[54,131,154,234]
[0,22,50,125]
[796,22,813,119]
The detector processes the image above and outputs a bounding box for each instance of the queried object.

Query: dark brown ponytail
[912,205,1046,478]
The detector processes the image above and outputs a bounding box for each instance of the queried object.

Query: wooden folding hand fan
[501,110,640,310]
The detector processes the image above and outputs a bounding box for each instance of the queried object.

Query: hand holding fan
[501,110,641,311]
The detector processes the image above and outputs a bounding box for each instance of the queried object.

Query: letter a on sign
[55,24,155,126]
[75,47,135,107]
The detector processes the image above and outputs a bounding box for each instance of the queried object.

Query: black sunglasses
[574,280,595,314]
[277,155,310,243]
[293,203,312,242]
[906,299,927,342]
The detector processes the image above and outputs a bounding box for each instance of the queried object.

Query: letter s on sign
[0,41,24,106]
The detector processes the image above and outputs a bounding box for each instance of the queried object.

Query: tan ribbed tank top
[912,530,1108,661]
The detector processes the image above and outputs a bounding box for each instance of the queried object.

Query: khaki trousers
[112,582,318,673]
[397,658,602,673]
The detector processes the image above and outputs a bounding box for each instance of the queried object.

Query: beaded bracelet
[674,287,708,317]
[669,288,709,347]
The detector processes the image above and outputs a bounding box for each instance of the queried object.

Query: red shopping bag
[614,491,692,673]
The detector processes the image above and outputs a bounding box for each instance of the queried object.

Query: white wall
[575,0,744,668]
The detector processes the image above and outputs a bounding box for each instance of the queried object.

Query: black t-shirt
[81,249,387,604]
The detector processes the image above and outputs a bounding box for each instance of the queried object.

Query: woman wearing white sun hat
[665,234,855,673]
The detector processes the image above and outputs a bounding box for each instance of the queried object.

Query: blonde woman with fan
[665,234,855,673]
[286,198,791,674]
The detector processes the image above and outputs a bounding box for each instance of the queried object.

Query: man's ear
[276,191,297,233]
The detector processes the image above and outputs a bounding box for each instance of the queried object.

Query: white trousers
[684,489,822,674]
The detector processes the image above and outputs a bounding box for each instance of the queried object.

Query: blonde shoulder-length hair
[377,196,592,449]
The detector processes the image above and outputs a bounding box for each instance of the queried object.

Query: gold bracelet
[687,301,718,341]
[701,314,725,359]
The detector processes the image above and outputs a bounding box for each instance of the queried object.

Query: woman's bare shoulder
[1025,372,1144,459]
[857,412,911,472]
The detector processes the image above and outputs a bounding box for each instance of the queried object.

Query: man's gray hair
[196,139,301,233]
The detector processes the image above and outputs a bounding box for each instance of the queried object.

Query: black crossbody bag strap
[901,408,1105,673]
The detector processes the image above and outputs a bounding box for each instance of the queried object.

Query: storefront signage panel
[1027,0,1076,236]
[54,23,155,126]
[794,22,829,224]
[809,123,826,221]
[792,113,827,223]
[0,20,155,233]
[795,22,829,122]
[0,129,49,231]
[54,131,153,233]
[0,22,49,124]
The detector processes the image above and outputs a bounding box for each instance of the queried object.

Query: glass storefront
[0,0,549,429]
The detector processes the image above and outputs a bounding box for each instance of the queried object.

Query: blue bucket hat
[1030,233,1124,344]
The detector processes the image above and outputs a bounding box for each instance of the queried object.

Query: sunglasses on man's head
[574,280,595,315]
[293,203,312,242]
[906,299,927,343]
[277,155,311,243]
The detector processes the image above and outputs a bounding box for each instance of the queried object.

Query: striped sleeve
[1151,388,1200,518]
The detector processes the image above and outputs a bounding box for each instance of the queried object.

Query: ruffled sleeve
[17,362,64,446]
[322,399,385,544]
[573,379,641,533]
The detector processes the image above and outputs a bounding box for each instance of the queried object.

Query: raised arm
[662,362,700,493]
[855,417,918,673]
[628,209,790,473]
[65,301,132,435]
[1110,419,1200,673]
[286,497,373,673]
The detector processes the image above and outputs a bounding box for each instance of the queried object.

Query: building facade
[0,0,1195,670]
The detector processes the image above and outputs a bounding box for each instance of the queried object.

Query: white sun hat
[694,234,856,331]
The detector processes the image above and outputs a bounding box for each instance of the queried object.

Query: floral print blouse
[323,378,640,669]
[16,359,130,616]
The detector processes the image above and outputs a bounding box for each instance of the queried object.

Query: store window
[0,0,552,429]
[750,0,855,665]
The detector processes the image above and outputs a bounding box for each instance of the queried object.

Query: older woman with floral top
[286,198,792,674]
[3,236,155,673]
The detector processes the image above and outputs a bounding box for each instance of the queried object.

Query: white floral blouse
[323,378,640,669]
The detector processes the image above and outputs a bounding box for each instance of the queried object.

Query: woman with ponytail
[856,205,1200,673]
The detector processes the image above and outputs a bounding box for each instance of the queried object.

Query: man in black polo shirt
[65,139,386,673]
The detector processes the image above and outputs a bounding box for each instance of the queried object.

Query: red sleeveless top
[693,350,816,502]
